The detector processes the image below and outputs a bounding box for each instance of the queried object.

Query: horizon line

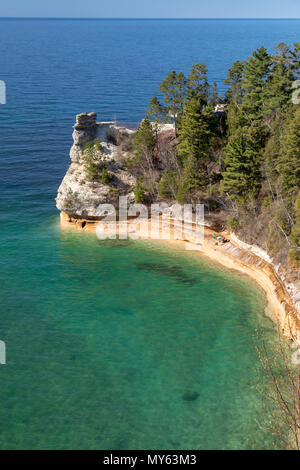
[0,17,300,20]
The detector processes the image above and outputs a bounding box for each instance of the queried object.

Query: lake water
[0,18,298,449]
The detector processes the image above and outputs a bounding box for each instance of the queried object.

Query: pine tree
[176,98,214,201]
[221,129,261,203]
[262,118,282,186]
[277,107,300,193]
[225,60,244,104]
[263,43,295,118]
[241,47,271,124]
[82,140,105,181]
[289,190,300,267]
[131,118,157,196]
[187,63,210,105]
[183,152,208,188]
[159,71,187,133]
[291,42,300,79]
[146,96,169,125]
[209,82,219,108]
[132,118,156,167]
[225,61,245,133]
[178,97,213,164]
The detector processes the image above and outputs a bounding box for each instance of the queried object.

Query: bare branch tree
[254,327,300,450]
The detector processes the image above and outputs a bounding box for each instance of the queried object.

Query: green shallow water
[0,220,281,449]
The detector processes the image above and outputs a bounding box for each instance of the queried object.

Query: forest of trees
[128,43,300,270]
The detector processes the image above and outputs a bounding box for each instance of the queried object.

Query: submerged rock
[182,391,199,402]
[97,239,133,248]
[136,262,197,285]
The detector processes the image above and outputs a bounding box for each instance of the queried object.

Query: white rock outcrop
[56,113,136,219]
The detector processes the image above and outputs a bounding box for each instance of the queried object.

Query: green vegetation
[130,118,157,198]
[130,43,299,267]
[289,190,300,267]
[134,179,146,203]
[82,139,108,181]
[100,167,112,184]
[158,171,180,200]
[131,118,156,164]
[64,188,75,211]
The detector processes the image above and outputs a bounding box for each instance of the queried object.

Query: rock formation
[56,112,136,219]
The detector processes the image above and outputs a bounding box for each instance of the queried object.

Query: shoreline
[60,211,300,342]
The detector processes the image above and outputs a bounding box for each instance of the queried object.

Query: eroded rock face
[56,112,136,219]
[70,112,97,163]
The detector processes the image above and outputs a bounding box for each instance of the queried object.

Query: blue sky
[0,0,300,18]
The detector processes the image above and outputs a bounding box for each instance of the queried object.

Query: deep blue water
[0,19,299,449]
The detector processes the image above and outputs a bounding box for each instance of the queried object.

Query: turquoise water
[0,221,279,449]
[1,18,296,449]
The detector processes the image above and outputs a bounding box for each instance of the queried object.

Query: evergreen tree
[241,47,271,124]
[178,97,213,164]
[177,154,208,205]
[225,61,245,133]
[82,140,105,181]
[132,117,156,164]
[221,129,261,203]
[263,43,294,118]
[277,108,300,193]
[291,42,300,79]
[225,60,244,104]
[262,119,282,185]
[159,71,187,133]
[209,81,219,108]
[187,63,210,105]
[146,96,169,125]
[131,118,157,197]
[134,178,147,203]
[158,171,180,200]
[289,190,300,267]
[176,98,215,201]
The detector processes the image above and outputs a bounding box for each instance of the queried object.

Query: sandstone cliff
[56,112,136,219]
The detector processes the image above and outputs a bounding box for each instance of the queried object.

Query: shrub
[227,216,240,232]
[64,188,75,210]
[134,179,146,203]
[82,140,105,180]
[158,171,179,200]
[176,184,189,204]
[94,139,103,152]
[108,186,120,202]
[100,168,112,184]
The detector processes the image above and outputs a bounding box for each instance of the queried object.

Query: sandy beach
[60,211,300,341]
